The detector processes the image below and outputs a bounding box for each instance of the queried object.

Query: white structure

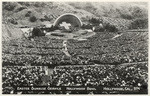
[53,13,82,32]
[21,28,33,38]
[60,22,71,30]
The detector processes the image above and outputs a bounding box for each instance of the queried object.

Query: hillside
[2,2,148,41]
[2,24,24,41]
[2,2,148,94]
[68,2,148,19]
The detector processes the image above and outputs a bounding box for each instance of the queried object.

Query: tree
[129,18,148,29]
[89,17,101,25]
[104,23,118,32]
[29,16,37,22]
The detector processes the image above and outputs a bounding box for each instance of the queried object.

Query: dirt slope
[2,24,24,41]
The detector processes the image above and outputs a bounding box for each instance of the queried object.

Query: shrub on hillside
[120,14,133,20]
[34,2,46,7]
[104,23,118,32]
[132,7,147,19]
[81,23,118,32]
[32,27,45,37]
[29,16,37,22]
[129,18,148,29]
[93,26,105,32]
[81,24,93,29]
[25,11,32,17]
[15,6,26,12]
[44,15,53,21]
[40,15,53,22]
[40,18,45,22]
[8,18,18,25]
[18,2,31,7]
[89,17,102,25]
[10,20,18,25]
[3,2,17,11]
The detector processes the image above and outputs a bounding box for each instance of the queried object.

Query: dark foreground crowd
[2,66,47,94]
[52,62,148,87]
[2,62,148,94]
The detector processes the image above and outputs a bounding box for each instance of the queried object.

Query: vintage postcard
[1,0,149,95]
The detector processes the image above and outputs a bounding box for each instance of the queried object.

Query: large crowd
[68,32,148,64]
[52,62,148,87]
[2,37,64,66]
[2,66,48,94]
[51,62,148,94]
[2,62,148,94]
[2,32,148,66]
[2,31,148,94]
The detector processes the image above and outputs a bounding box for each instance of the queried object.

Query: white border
[0,0,149,96]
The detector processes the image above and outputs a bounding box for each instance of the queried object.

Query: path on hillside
[112,33,122,39]
[62,40,71,57]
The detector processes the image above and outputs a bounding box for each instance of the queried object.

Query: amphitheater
[46,13,95,40]
[53,13,82,31]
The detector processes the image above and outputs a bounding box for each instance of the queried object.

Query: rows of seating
[2,66,47,94]
[2,62,148,94]
[2,32,148,65]
[52,62,148,87]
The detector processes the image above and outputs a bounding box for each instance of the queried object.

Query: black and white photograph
[1,1,148,94]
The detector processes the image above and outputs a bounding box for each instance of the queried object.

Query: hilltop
[2,2,148,41]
